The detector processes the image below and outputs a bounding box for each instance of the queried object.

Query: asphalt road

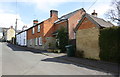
[1,42,111,75]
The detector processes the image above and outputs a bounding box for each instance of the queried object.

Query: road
[1,42,111,75]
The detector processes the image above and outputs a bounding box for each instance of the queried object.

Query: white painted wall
[16,31,27,46]
[0,32,3,39]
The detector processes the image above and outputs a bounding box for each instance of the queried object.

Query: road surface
[1,42,111,75]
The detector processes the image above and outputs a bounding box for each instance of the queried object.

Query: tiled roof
[54,8,85,23]
[88,14,114,27]
[75,13,115,32]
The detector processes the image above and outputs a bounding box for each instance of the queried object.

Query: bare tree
[106,0,120,25]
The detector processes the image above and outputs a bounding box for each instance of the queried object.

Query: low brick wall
[27,39,45,50]
[27,37,56,50]
[44,37,56,49]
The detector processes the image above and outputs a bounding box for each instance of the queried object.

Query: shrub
[99,26,120,63]
[56,26,69,52]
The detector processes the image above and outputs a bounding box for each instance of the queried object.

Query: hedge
[99,26,120,63]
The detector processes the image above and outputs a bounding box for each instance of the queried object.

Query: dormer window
[32,27,34,34]
[38,25,41,32]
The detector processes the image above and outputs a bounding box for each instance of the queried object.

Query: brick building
[75,11,114,59]
[26,8,86,50]
[27,10,58,50]
[53,8,86,43]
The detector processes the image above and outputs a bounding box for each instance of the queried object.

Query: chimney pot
[91,10,97,17]
[33,19,38,26]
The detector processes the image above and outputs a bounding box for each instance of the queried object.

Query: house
[6,26,15,42]
[53,8,86,45]
[0,27,3,41]
[16,25,28,46]
[26,8,86,50]
[75,11,114,60]
[16,30,27,46]
[1,27,9,42]
[27,10,58,50]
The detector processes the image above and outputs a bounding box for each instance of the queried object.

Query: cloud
[0,13,25,30]
[0,0,113,30]
[0,3,28,30]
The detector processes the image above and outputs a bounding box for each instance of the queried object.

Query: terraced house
[16,30,27,46]
[26,8,86,50]
[27,8,85,50]
[27,10,58,50]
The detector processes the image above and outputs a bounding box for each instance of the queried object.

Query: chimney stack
[91,10,97,17]
[10,26,13,29]
[33,20,38,26]
[50,10,58,18]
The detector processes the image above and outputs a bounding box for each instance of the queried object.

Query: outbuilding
[75,12,114,59]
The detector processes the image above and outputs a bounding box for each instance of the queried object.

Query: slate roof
[75,13,114,31]
[54,8,85,23]
[88,14,114,27]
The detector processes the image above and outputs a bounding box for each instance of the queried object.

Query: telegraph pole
[15,18,18,34]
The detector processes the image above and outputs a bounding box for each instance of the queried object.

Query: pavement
[7,43,120,75]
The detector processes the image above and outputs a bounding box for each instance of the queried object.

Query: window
[32,27,34,34]
[24,39,25,45]
[35,38,38,45]
[39,37,42,45]
[38,25,41,32]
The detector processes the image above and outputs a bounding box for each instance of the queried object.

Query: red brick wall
[78,17,96,30]
[68,10,85,40]
[27,22,44,40]
[27,16,58,43]
[43,16,58,37]
[54,20,67,32]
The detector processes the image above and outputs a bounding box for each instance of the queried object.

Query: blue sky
[0,0,112,30]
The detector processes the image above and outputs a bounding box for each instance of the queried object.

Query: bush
[99,26,120,63]
[56,26,69,52]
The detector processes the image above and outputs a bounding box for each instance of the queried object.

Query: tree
[106,0,120,25]
[56,26,68,52]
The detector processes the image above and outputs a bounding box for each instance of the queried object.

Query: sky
[0,0,113,30]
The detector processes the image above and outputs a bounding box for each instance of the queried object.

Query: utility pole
[15,18,18,34]
[14,18,17,44]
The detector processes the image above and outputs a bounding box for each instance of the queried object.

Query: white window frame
[38,25,40,32]
[32,27,34,34]
[39,37,42,46]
